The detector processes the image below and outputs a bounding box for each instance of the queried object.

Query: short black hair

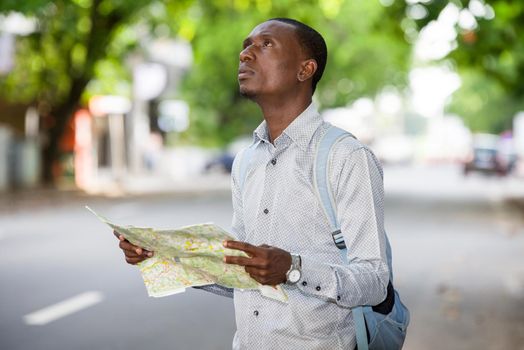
[269,18,328,94]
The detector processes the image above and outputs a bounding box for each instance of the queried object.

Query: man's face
[238,20,306,99]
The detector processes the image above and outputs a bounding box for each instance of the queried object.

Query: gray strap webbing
[314,125,368,350]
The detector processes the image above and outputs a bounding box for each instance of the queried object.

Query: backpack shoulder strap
[314,125,355,262]
[314,125,369,350]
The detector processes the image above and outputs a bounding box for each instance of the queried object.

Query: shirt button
[271,158,277,165]
[302,281,307,286]
[263,208,269,214]
[337,295,341,301]
[316,286,321,291]
[253,310,259,316]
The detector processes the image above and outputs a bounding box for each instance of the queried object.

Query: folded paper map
[87,206,287,302]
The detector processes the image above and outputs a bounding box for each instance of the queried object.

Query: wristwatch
[285,253,302,285]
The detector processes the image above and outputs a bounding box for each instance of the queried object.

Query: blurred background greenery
[2,4,523,350]
[0,0,522,187]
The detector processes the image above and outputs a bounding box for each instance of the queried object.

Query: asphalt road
[1,165,523,350]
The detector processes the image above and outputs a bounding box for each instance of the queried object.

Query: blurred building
[72,38,197,193]
[0,11,200,192]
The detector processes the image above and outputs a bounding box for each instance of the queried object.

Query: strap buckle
[331,230,346,250]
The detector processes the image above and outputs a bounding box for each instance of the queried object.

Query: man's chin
[239,86,256,100]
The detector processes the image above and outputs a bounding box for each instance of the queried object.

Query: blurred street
[1,2,523,349]
[1,164,524,350]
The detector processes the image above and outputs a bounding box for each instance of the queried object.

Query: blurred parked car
[463,133,516,176]
[204,153,235,173]
[204,136,252,174]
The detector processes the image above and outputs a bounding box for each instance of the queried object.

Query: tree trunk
[40,1,122,184]
[42,78,89,184]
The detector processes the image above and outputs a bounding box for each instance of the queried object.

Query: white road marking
[24,291,104,326]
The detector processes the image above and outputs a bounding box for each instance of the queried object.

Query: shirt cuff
[297,255,339,303]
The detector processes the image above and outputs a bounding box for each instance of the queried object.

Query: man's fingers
[121,247,153,261]
[224,255,251,266]
[113,230,125,241]
[119,240,137,252]
[224,255,265,267]
[136,248,154,257]
[125,256,147,265]
[133,246,153,257]
[114,231,153,265]
[121,249,153,260]
[118,241,154,257]
[223,240,259,255]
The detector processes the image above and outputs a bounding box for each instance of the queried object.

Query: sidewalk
[84,172,232,197]
[384,164,524,220]
[0,173,232,214]
[2,164,524,216]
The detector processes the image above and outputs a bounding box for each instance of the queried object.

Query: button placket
[256,149,273,221]
[258,148,277,221]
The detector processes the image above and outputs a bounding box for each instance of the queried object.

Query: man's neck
[256,94,313,143]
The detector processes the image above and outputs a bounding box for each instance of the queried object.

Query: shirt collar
[252,102,322,151]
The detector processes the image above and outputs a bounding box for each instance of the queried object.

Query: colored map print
[87,207,287,302]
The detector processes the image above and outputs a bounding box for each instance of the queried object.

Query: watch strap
[286,254,302,284]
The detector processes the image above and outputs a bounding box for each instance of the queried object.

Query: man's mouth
[238,68,254,80]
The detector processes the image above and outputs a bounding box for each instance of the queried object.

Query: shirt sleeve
[296,146,390,308]
[193,284,234,298]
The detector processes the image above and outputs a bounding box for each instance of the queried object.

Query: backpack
[314,125,410,350]
[238,125,410,350]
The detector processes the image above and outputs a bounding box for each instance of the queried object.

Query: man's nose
[239,46,254,62]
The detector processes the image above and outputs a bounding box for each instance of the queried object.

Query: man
[116,18,390,349]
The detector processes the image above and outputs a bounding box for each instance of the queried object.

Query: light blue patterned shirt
[228,103,390,349]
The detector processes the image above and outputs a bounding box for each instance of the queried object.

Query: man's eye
[263,40,272,47]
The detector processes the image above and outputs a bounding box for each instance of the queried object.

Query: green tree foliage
[181,0,411,145]
[397,0,524,133]
[0,0,411,182]
[448,69,519,132]
[0,0,192,182]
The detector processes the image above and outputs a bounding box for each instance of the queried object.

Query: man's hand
[114,231,154,265]
[223,241,291,285]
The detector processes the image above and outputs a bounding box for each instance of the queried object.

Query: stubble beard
[239,86,257,100]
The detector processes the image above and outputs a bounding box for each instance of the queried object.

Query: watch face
[288,269,301,283]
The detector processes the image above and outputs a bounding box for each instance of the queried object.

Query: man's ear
[297,59,317,82]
